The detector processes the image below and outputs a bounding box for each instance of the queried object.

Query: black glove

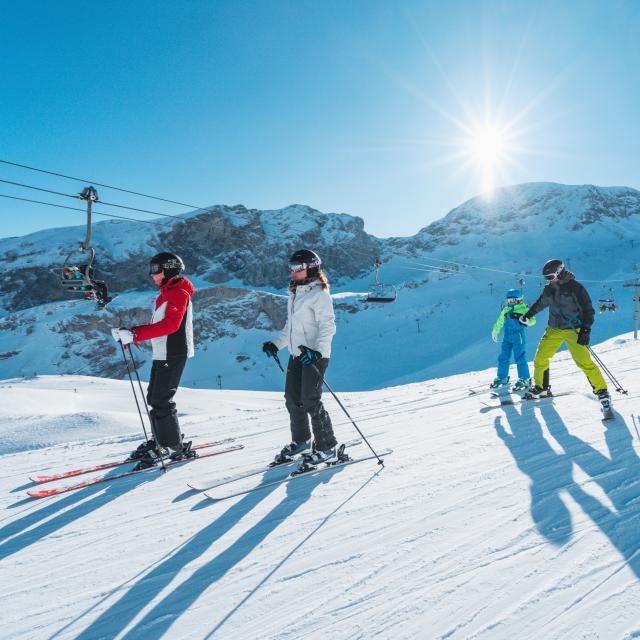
[518,312,531,326]
[509,311,523,320]
[577,327,590,346]
[298,345,322,365]
[262,341,278,358]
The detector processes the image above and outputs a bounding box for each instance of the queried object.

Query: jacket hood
[162,275,195,297]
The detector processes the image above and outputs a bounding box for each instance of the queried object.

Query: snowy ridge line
[202,448,393,503]
[186,438,364,491]
[29,438,236,483]
[27,444,245,498]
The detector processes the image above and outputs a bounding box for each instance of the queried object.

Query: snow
[2,333,640,639]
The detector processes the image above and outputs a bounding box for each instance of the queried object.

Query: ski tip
[27,489,54,499]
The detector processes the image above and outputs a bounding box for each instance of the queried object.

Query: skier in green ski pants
[520,259,611,414]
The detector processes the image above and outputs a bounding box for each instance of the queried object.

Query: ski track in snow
[1,333,640,639]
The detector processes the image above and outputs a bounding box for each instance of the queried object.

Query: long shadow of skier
[206,467,382,639]
[493,400,575,545]
[0,468,157,562]
[73,465,341,640]
[539,402,640,578]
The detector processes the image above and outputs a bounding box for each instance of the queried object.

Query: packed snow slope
[0,182,639,390]
[2,333,640,639]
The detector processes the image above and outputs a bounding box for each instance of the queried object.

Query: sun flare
[469,125,507,195]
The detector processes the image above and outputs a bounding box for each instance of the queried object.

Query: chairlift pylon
[364,257,397,303]
[50,186,112,308]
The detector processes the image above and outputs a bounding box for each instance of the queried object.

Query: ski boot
[129,439,159,461]
[523,385,552,400]
[512,378,531,393]
[133,446,170,470]
[489,376,510,390]
[169,440,197,462]
[293,445,337,475]
[271,439,311,466]
[596,389,614,419]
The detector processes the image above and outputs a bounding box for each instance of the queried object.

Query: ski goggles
[289,260,320,273]
[507,297,522,305]
[544,262,564,281]
[149,259,182,275]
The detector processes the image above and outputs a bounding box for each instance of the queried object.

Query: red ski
[27,444,244,498]
[29,438,235,484]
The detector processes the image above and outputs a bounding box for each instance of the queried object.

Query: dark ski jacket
[524,270,594,330]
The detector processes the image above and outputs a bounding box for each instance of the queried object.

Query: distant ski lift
[50,186,112,308]
[598,287,617,313]
[364,257,397,303]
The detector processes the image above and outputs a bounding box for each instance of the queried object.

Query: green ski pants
[533,327,607,393]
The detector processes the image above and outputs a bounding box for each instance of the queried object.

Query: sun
[469,125,507,195]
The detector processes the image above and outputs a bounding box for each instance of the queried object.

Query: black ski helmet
[289,249,322,278]
[542,258,564,281]
[149,252,185,280]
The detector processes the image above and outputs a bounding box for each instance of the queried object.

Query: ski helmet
[542,259,564,281]
[289,249,322,278]
[506,289,523,305]
[149,252,185,279]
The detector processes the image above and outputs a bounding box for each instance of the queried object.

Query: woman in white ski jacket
[263,249,338,466]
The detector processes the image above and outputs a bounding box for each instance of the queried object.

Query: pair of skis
[27,439,243,498]
[200,447,393,503]
[187,439,392,503]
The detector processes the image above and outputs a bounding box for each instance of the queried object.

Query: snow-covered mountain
[2,333,639,639]
[1,183,639,390]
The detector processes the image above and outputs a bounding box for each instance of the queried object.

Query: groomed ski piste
[2,333,640,640]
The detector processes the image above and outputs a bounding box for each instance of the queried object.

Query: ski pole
[587,345,628,394]
[309,363,384,467]
[124,344,167,472]
[268,351,383,465]
[272,352,285,373]
[564,316,628,395]
[118,341,149,442]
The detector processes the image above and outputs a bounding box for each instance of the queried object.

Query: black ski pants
[147,357,187,450]
[284,356,337,451]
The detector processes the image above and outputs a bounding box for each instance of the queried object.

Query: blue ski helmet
[506,289,523,304]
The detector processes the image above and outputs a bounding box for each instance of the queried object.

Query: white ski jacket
[274,280,336,358]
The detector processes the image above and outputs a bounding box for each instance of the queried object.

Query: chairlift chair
[50,186,112,308]
[364,257,397,303]
[597,286,617,313]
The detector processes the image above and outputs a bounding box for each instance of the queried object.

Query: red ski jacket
[133,276,195,360]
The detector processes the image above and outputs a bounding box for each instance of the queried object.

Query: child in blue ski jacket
[490,289,536,391]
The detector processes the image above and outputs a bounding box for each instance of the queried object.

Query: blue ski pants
[497,333,530,380]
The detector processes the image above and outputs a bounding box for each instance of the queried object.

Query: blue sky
[1,0,638,239]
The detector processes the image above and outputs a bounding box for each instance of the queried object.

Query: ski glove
[298,345,322,365]
[262,341,278,358]
[491,332,499,343]
[111,327,134,345]
[577,327,591,346]
[517,316,530,327]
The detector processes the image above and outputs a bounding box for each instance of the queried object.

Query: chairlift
[364,257,397,303]
[50,186,112,308]
[598,287,617,313]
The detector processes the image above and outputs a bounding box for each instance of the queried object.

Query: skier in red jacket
[111,252,195,467]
